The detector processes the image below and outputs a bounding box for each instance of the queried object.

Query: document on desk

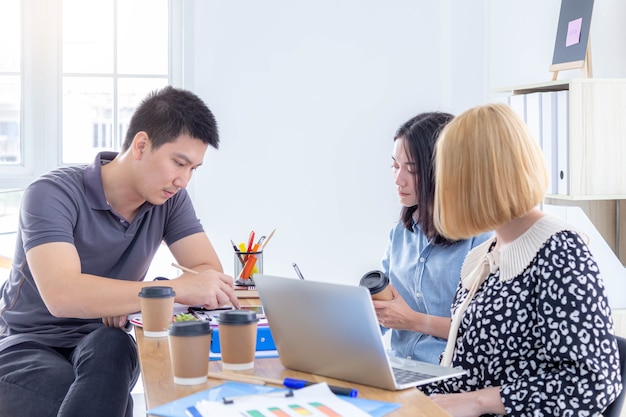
[146,381,400,417]
[187,382,371,417]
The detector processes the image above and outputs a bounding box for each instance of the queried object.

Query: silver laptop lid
[255,274,400,390]
[256,274,467,391]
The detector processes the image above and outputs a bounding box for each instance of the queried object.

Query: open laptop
[255,274,467,391]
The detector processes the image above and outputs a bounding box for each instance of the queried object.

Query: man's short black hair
[122,86,218,151]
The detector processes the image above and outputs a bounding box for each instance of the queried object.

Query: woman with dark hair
[374,112,492,364]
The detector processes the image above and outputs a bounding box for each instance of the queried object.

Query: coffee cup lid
[359,270,389,295]
[217,309,259,325]
[138,286,176,298]
[168,321,212,336]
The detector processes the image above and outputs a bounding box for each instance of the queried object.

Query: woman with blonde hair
[422,103,622,416]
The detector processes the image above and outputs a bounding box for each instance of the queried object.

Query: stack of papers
[128,304,268,328]
[147,381,400,417]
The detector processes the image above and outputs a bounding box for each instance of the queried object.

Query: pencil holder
[234,251,263,286]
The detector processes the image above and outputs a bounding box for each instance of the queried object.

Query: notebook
[254,274,467,391]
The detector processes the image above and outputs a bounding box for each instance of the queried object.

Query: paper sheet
[187,383,372,417]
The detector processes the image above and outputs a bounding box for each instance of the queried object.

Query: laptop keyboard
[392,367,433,384]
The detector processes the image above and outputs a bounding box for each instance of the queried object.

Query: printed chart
[187,383,371,417]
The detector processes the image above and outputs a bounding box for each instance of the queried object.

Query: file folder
[541,91,558,195]
[556,90,569,195]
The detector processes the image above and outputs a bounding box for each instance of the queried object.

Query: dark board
[551,0,594,66]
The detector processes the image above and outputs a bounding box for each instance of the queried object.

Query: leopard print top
[422,224,622,416]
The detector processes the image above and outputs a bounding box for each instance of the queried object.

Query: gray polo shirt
[0,152,204,351]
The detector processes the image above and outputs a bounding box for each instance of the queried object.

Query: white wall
[186,0,486,284]
[486,0,626,92]
[184,1,626,288]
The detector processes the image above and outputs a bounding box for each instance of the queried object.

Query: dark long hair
[394,112,455,246]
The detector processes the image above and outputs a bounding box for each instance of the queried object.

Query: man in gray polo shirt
[0,86,240,416]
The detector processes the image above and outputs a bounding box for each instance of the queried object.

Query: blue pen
[283,377,358,397]
[207,372,358,398]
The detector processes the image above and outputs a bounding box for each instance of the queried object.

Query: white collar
[460,215,585,289]
[441,214,586,367]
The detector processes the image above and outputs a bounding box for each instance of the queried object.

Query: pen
[283,378,358,397]
[207,372,358,397]
[260,228,276,250]
[171,262,199,275]
[292,262,305,280]
[230,239,245,265]
[187,308,212,321]
[246,230,255,253]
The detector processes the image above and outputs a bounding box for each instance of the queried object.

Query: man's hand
[172,269,240,309]
[102,315,128,328]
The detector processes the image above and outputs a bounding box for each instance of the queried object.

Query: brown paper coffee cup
[359,270,393,301]
[217,310,259,370]
[168,321,212,385]
[138,286,176,337]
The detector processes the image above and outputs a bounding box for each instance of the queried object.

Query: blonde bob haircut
[434,103,549,240]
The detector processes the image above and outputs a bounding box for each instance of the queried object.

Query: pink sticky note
[565,17,583,47]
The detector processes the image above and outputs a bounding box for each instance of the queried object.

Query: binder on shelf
[507,94,526,123]
[540,91,558,195]
[524,92,542,148]
[555,90,569,195]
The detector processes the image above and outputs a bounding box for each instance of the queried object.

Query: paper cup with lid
[359,270,393,301]
[168,321,213,385]
[217,309,259,370]
[138,286,176,337]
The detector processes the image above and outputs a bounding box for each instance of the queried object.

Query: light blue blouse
[381,221,492,364]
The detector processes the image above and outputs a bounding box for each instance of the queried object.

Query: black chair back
[604,335,626,417]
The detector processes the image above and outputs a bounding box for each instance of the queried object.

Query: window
[0,1,21,165]
[0,0,179,190]
[62,0,168,163]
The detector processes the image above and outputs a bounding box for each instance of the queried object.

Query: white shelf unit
[496,79,626,265]
[497,79,626,199]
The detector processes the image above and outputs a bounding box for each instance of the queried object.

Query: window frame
[0,0,187,190]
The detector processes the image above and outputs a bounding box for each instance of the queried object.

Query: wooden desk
[135,327,449,417]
